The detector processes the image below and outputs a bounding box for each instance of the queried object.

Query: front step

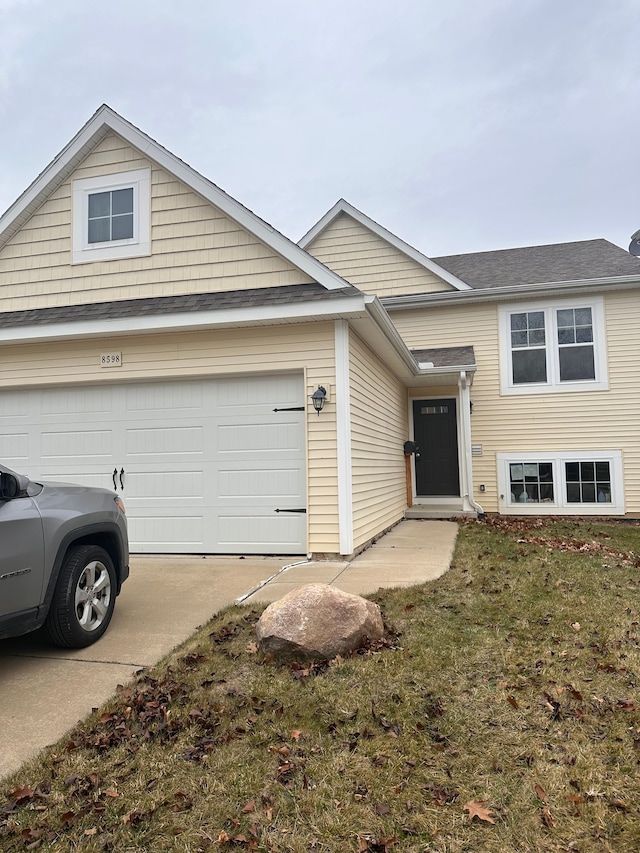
[404,507,477,520]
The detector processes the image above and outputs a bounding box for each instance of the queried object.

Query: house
[1,107,638,558]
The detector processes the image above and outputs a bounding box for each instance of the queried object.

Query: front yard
[2,517,639,852]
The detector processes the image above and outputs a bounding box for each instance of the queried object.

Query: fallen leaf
[535,784,548,802]
[541,806,556,828]
[507,695,519,709]
[291,729,303,740]
[464,800,495,824]
[241,800,255,814]
[246,642,258,654]
[375,802,391,815]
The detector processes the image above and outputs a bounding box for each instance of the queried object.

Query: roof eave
[382,274,640,309]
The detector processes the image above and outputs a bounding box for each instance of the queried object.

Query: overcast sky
[1,0,638,257]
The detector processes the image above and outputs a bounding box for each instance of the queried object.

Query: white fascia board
[0,293,369,345]
[383,274,640,310]
[0,105,351,293]
[0,111,112,250]
[298,199,471,292]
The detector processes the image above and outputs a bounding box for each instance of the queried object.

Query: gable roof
[298,199,471,292]
[434,239,640,290]
[0,105,352,293]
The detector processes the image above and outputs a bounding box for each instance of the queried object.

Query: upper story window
[499,297,607,394]
[72,168,150,264]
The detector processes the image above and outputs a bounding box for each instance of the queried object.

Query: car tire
[45,545,117,648]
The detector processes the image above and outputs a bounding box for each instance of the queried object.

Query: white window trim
[497,450,624,515]
[499,296,608,395]
[72,168,151,264]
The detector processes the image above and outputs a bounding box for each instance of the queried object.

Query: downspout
[458,371,484,517]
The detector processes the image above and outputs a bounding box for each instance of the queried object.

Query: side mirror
[0,472,19,500]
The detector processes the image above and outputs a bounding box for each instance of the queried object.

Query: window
[497,451,623,515]
[500,298,607,394]
[509,461,554,503]
[72,169,150,263]
[565,461,611,504]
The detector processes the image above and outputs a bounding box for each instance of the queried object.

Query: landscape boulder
[256,583,384,661]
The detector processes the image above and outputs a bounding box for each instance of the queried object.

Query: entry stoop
[405,507,477,520]
[405,497,477,520]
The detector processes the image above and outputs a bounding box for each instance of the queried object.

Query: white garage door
[0,375,307,554]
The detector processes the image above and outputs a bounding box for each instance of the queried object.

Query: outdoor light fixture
[310,385,327,415]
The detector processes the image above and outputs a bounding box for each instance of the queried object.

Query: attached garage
[0,374,307,554]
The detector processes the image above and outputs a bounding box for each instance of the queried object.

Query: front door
[412,399,460,496]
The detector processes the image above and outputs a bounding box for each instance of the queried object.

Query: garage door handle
[112,468,118,490]
[119,468,125,490]
[274,508,307,513]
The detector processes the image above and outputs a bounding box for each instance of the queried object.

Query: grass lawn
[2,517,640,852]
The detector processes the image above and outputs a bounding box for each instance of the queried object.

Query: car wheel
[45,545,117,648]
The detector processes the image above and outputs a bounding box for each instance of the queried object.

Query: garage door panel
[218,514,304,549]
[130,514,204,549]
[125,383,204,413]
[41,387,114,415]
[2,433,29,462]
[125,470,204,499]
[218,468,303,499]
[125,426,204,456]
[218,421,303,453]
[41,430,113,459]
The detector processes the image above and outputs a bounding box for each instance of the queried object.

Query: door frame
[409,393,463,503]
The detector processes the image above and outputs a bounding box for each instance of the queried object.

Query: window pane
[556,309,574,327]
[511,313,527,331]
[528,311,545,330]
[112,213,134,241]
[112,188,133,216]
[580,462,595,481]
[574,308,592,325]
[88,217,110,244]
[582,482,596,502]
[88,191,110,218]
[595,462,610,481]
[529,329,545,345]
[576,326,593,344]
[559,346,595,381]
[566,482,580,502]
[513,349,547,384]
[510,464,523,480]
[565,462,579,481]
[557,327,575,345]
[511,330,528,347]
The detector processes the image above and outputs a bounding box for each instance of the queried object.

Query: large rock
[256,583,384,661]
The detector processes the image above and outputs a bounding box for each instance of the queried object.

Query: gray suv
[0,464,129,648]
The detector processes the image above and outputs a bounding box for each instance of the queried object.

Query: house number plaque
[100,352,122,368]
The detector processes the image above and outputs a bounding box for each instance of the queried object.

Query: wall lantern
[310,385,327,415]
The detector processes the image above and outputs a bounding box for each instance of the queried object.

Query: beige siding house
[2,108,639,559]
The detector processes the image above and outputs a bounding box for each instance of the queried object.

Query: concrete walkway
[0,519,457,780]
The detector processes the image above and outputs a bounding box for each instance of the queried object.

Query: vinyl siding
[0,321,340,553]
[349,331,408,547]
[0,133,314,312]
[392,289,640,515]
[306,213,453,297]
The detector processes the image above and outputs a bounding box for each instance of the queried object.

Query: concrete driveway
[0,520,458,780]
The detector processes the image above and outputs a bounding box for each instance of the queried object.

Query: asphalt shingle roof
[0,283,354,328]
[410,346,475,368]
[433,239,640,290]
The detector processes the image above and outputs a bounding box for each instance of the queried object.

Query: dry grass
[2,517,640,852]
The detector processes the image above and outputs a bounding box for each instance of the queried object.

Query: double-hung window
[72,168,150,264]
[500,297,607,394]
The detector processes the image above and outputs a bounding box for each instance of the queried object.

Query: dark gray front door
[412,399,460,496]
